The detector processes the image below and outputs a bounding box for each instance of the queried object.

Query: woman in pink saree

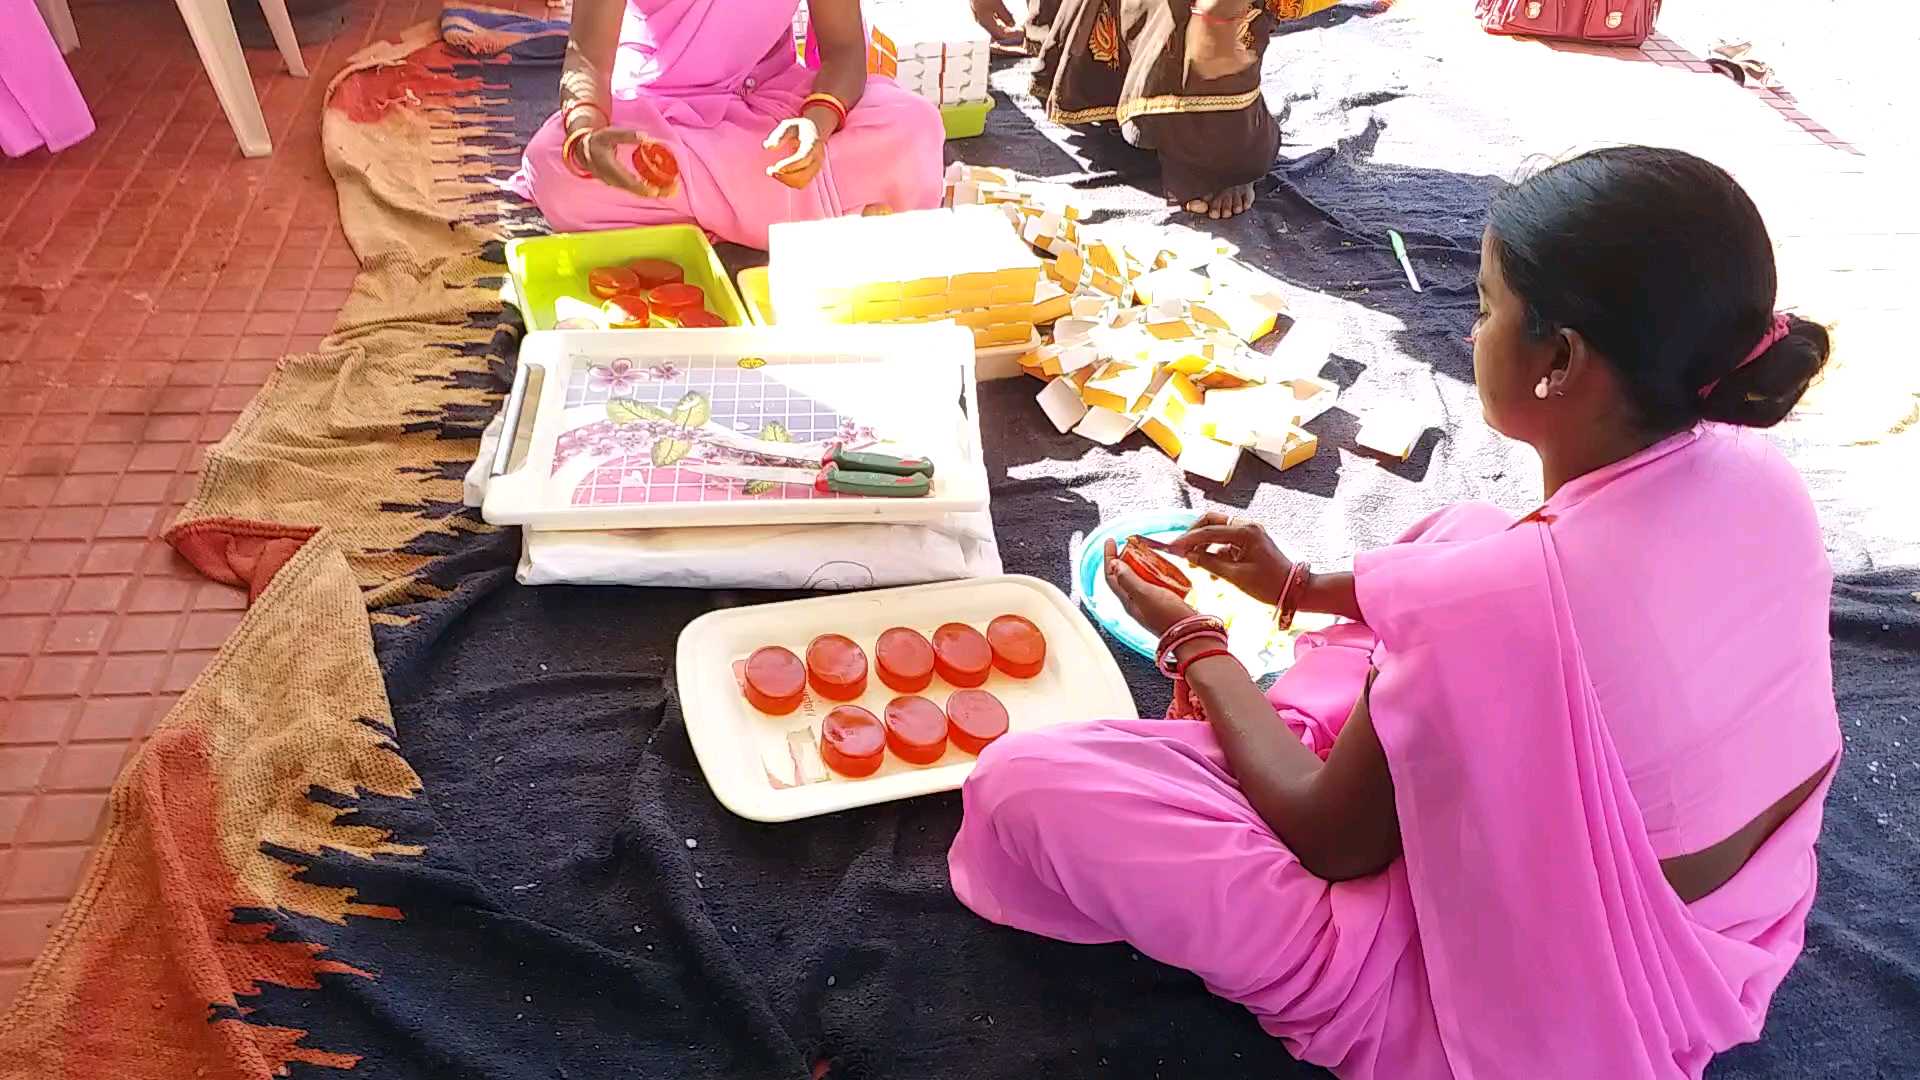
[949,147,1841,1077]
[511,0,945,249]
[0,0,94,158]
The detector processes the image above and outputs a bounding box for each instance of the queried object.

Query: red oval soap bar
[805,633,868,701]
[649,283,705,318]
[875,627,935,693]
[946,689,1009,755]
[632,141,680,187]
[931,623,992,688]
[588,266,639,299]
[883,695,948,765]
[1121,536,1192,595]
[625,258,684,290]
[986,614,1046,679]
[821,705,885,777]
[602,295,650,329]
[675,308,726,328]
[742,646,806,715]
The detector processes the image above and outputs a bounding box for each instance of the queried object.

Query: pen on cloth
[1388,229,1422,293]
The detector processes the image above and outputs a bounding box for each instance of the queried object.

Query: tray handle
[491,360,533,478]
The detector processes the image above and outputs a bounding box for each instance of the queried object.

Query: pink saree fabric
[509,0,944,249]
[0,0,95,157]
[949,424,1838,1077]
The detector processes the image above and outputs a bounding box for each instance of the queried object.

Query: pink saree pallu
[0,0,95,157]
[951,425,1840,1077]
[510,0,944,249]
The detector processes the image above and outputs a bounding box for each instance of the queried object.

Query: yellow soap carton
[1250,425,1318,472]
[1137,374,1205,458]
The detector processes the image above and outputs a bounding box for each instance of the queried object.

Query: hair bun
[1698,315,1831,428]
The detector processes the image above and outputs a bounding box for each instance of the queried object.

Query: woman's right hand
[578,127,675,198]
[1166,511,1294,605]
[970,0,1022,43]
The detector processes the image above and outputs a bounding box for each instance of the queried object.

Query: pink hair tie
[1698,312,1792,399]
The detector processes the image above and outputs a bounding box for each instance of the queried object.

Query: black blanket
[346,6,1919,1077]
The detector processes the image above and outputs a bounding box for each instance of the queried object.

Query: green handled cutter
[685,443,935,498]
[690,462,932,497]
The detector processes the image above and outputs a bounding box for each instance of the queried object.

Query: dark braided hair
[1488,146,1829,431]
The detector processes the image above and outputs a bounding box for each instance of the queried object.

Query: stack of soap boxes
[868,0,991,108]
[793,2,990,110]
[767,205,1043,350]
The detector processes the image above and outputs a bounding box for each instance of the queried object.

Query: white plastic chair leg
[172,0,273,157]
[256,0,309,78]
[33,0,80,54]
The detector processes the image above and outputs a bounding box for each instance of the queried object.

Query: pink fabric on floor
[508,0,944,249]
[0,0,95,157]
[950,424,1839,1077]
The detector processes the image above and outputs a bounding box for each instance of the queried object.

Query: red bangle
[562,100,608,132]
[1158,630,1227,678]
[1275,561,1309,632]
[1176,647,1240,679]
[561,127,595,179]
[800,92,849,131]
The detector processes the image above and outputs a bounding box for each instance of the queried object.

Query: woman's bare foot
[1183,183,1255,220]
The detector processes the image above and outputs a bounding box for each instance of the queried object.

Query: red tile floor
[0,0,1878,1012]
[0,0,471,1007]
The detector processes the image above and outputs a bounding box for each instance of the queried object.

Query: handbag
[1474,0,1660,47]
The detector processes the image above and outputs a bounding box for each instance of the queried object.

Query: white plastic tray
[483,325,990,531]
[677,575,1136,821]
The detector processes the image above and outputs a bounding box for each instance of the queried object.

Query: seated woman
[511,0,946,249]
[974,0,1333,219]
[949,147,1839,1077]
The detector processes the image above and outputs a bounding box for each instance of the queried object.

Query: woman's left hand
[1104,539,1201,638]
[764,116,827,189]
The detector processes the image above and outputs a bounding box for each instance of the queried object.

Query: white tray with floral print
[482,325,991,531]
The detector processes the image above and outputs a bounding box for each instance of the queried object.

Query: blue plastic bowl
[1071,509,1204,663]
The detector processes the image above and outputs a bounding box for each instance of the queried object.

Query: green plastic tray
[941,98,992,140]
[505,223,751,331]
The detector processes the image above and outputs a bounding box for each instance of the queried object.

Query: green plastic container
[736,266,775,326]
[941,98,993,140]
[505,224,751,331]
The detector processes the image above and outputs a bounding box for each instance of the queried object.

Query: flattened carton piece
[1197,383,1292,445]
[1087,270,1134,305]
[1249,424,1318,472]
[1073,405,1140,445]
[1051,316,1099,348]
[1038,376,1091,433]
[1132,267,1213,307]
[1286,376,1339,425]
[1049,245,1086,289]
[1032,280,1073,324]
[1177,436,1242,484]
[1355,411,1425,460]
[1053,344,1100,375]
[1085,240,1123,278]
[1020,343,1062,373]
[1145,315,1198,342]
[974,322,1035,348]
[1191,288,1287,344]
